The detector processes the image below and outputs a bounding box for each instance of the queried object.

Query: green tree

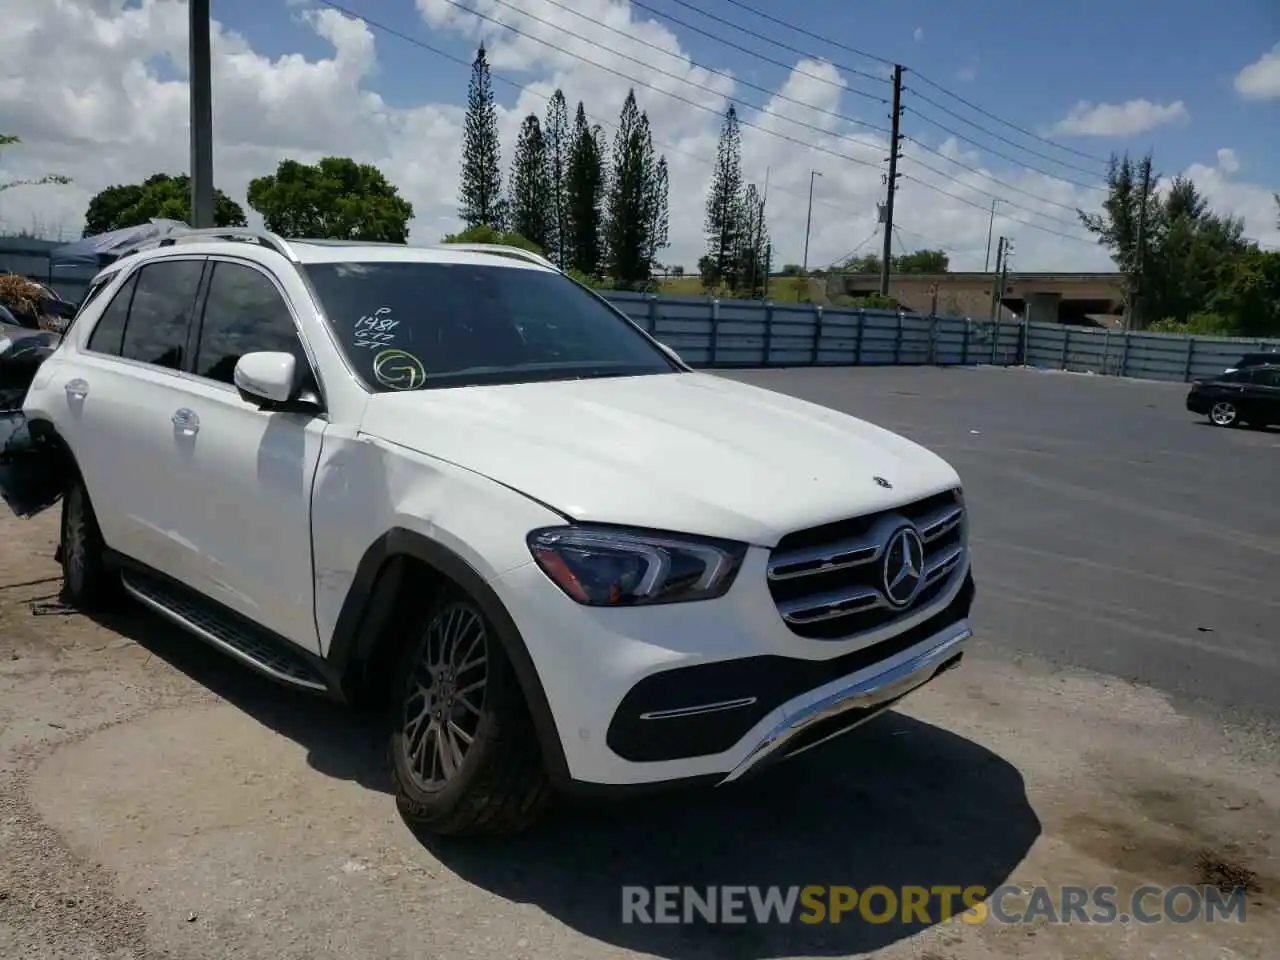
[81,173,245,237]
[458,45,505,231]
[544,89,570,268]
[1209,246,1280,337]
[733,182,769,298]
[603,90,660,289]
[642,146,669,278]
[704,105,743,291]
[441,222,544,254]
[508,114,553,252]
[894,248,949,273]
[0,135,71,203]
[564,102,605,278]
[247,158,412,242]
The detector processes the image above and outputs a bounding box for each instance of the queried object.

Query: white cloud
[1233,42,1280,101]
[0,0,1273,275]
[1050,99,1189,137]
[1215,148,1240,175]
[913,27,923,43]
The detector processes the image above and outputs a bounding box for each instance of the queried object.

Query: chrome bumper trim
[717,622,972,785]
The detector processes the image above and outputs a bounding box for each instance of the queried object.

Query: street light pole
[802,169,821,273]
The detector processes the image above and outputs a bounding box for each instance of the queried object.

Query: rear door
[50,257,208,572]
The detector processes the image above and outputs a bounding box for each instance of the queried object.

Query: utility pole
[189,0,215,228]
[878,63,904,297]
[983,198,999,272]
[802,169,821,273]
[1129,157,1153,331]
[988,236,1006,321]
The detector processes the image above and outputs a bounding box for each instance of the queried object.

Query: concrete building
[829,271,1127,326]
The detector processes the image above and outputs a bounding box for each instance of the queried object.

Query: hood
[359,372,961,545]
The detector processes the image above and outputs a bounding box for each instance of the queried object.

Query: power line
[903,102,1106,190]
[902,154,1089,230]
[315,0,1100,249]
[902,139,1090,217]
[714,0,895,68]
[902,175,1096,245]
[523,0,892,135]
[624,0,888,104]
[906,71,1112,167]
[655,0,891,86]
[311,0,873,222]
[439,0,1089,230]
[420,0,886,171]
[670,0,1114,175]
[481,0,891,144]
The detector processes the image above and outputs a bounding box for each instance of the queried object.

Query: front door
[163,258,326,653]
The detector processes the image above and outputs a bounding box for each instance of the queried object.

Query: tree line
[1081,154,1280,336]
[452,46,669,291]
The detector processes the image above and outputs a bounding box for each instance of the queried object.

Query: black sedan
[1186,365,1280,428]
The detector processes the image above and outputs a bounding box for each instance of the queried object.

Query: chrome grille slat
[767,489,967,641]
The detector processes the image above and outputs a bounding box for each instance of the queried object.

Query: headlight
[527,525,748,606]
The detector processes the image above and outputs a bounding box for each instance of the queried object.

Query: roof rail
[119,227,299,263]
[439,243,558,271]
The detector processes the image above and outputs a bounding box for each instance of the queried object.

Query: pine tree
[458,45,505,230]
[544,89,570,268]
[733,182,769,298]
[704,104,744,291]
[604,90,657,290]
[508,114,552,250]
[565,102,605,277]
[644,155,670,276]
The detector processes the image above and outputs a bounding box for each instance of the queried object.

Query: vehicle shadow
[423,713,1040,958]
[88,603,1041,958]
[84,604,393,796]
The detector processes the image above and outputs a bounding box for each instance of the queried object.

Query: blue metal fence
[3,237,1276,382]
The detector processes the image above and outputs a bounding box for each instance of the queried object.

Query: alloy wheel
[1209,402,1237,426]
[400,601,489,791]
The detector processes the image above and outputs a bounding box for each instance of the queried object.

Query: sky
[1,0,1277,274]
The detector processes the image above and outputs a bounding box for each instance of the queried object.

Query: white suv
[3,229,974,837]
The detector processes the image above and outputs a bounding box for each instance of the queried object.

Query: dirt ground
[1,509,1277,960]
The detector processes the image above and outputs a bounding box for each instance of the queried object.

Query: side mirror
[234,351,300,407]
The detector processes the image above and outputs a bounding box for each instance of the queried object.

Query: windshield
[303,260,678,391]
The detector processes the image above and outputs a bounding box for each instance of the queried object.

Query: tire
[60,478,121,609]
[388,591,551,838]
[1208,401,1239,427]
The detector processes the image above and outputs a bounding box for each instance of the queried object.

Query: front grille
[767,489,966,640]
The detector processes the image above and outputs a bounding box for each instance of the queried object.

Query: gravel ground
[1,366,1277,959]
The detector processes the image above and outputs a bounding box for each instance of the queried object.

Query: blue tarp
[48,219,191,270]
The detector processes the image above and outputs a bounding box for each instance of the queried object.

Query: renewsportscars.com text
[621,884,1249,926]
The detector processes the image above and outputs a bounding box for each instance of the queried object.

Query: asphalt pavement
[722,365,1280,724]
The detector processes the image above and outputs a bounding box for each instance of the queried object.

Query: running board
[120,571,330,693]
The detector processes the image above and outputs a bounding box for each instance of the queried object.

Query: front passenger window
[119,260,205,371]
[193,261,306,385]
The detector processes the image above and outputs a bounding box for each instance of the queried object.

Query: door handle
[65,379,89,401]
[171,408,200,435]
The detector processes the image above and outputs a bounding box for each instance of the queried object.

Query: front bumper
[720,621,968,784]
[490,546,974,789]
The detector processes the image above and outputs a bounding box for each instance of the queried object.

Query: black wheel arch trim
[326,527,573,788]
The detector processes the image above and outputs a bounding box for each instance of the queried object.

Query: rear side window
[85,273,138,356]
[119,260,205,371]
[192,261,306,384]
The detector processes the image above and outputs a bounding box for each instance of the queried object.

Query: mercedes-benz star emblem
[873,476,892,489]
[882,526,925,608]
